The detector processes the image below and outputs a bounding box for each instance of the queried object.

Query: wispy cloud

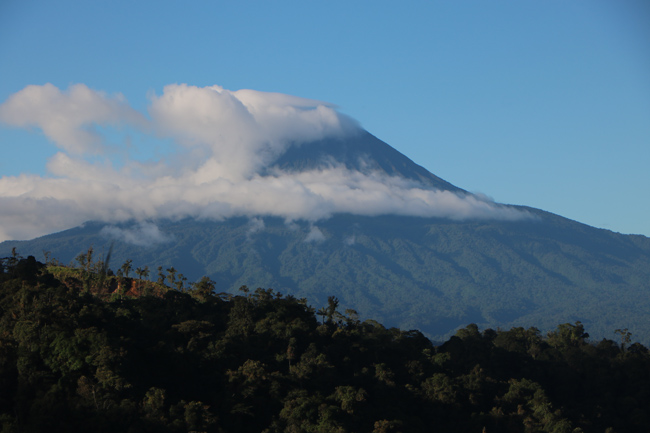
[100,221,174,247]
[0,83,530,242]
[246,217,266,240]
[304,226,326,243]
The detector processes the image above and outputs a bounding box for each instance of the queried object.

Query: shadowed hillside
[3,211,650,344]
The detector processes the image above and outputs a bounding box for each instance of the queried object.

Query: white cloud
[100,221,174,247]
[304,226,326,243]
[0,83,146,154]
[247,217,266,240]
[0,83,531,242]
[148,84,360,181]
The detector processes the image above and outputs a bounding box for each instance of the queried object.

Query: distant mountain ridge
[2,131,650,344]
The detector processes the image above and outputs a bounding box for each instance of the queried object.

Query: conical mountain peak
[269,131,465,194]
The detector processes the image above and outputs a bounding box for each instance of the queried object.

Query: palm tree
[120,259,133,278]
[174,273,187,292]
[135,265,151,292]
[157,266,166,284]
[317,307,327,325]
[166,267,177,285]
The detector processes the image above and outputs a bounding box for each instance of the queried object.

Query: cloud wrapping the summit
[0,83,529,242]
[149,84,359,181]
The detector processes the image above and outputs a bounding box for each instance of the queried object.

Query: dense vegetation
[1,252,649,432]
[3,213,650,345]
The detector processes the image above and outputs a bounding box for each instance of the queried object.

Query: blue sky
[1,0,649,240]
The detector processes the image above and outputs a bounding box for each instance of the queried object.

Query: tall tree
[120,259,133,279]
[141,265,150,280]
[166,267,177,285]
[191,276,216,302]
[157,266,165,284]
[326,296,339,324]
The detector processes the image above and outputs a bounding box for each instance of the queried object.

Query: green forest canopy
[0,250,648,433]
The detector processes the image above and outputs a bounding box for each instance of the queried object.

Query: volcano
[2,131,650,343]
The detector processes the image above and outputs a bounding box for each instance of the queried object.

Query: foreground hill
[1,256,649,432]
[3,210,650,344]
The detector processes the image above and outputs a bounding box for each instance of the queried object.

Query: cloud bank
[0,83,528,242]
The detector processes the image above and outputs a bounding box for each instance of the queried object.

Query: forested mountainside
[1,253,649,433]
[3,212,650,345]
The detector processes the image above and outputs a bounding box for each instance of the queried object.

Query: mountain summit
[269,131,465,194]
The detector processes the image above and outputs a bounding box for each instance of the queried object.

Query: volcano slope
[2,132,650,343]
